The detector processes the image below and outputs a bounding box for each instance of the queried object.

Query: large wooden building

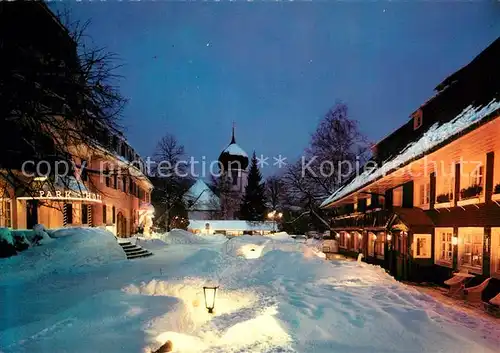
[321,38,500,297]
[0,2,153,237]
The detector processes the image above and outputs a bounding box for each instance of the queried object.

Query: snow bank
[2,228,499,353]
[0,227,125,283]
[265,231,292,240]
[158,229,227,245]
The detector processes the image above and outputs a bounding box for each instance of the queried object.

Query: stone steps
[118,240,153,259]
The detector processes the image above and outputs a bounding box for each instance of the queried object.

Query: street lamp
[267,210,282,232]
[203,286,218,314]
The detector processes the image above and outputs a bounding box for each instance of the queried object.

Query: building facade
[217,125,249,219]
[0,2,153,237]
[321,38,500,298]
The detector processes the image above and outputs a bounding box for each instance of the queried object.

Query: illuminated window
[393,187,403,207]
[413,234,431,258]
[368,232,375,256]
[470,165,484,187]
[375,232,385,259]
[0,196,12,228]
[435,228,453,264]
[459,228,483,270]
[418,183,430,206]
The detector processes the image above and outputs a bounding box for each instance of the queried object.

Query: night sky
[50,1,500,177]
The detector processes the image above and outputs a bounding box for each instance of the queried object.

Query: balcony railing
[332,209,392,230]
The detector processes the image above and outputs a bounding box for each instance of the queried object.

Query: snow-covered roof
[188,220,276,231]
[321,100,500,208]
[222,143,248,158]
[183,179,220,211]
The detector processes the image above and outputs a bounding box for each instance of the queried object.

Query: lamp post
[203,286,218,314]
[267,210,282,232]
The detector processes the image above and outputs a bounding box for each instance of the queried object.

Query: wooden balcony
[331,209,392,231]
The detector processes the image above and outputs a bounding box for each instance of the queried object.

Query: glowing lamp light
[278,212,283,218]
[203,286,218,314]
[267,211,275,219]
[387,233,392,241]
[347,233,351,239]
[358,233,362,239]
[335,232,340,239]
[452,236,459,246]
[372,234,377,240]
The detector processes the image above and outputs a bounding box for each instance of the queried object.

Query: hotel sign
[33,190,103,202]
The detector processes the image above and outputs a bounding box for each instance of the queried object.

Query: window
[113,174,118,190]
[435,228,453,265]
[368,232,375,256]
[105,169,110,187]
[112,206,116,223]
[413,234,431,258]
[338,231,348,248]
[129,177,133,194]
[102,205,107,225]
[393,187,403,207]
[470,165,484,187]
[82,204,89,224]
[0,198,12,228]
[418,183,430,206]
[413,109,423,130]
[232,171,238,186]
[81,160,88,181]
[437,176,454,203]
[459,228,483,270]
[374,232,385,259]
[64,203,73,224]
[122,176,127,193]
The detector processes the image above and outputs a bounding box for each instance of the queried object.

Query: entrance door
[26,200,39,229]
[393,231,409,280]
[117,212,126,237]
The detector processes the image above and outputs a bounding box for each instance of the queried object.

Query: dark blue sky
[51,1,500,176]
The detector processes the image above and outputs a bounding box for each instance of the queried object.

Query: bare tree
[265,175,285,211]
[305,102,369,197]
[280,102,369,231]
[152,134,191,231]
[0,3,129,203]
[210,174,236,220]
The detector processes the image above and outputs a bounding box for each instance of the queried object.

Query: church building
[185,125,249,221]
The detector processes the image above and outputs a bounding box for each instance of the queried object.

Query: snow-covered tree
[240,152,266,221]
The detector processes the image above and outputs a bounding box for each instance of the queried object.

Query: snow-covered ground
[1,228,499,353]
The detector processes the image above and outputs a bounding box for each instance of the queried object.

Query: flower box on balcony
[436,193,452,203]
[460,185,482,200]
[493,184,500,201]
[458,185,483,206]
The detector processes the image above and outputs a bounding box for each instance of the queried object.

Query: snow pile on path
[224,234,326,260]
[0,227,125,283]
[158,229,227,245]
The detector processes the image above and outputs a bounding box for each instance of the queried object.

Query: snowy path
[1,230,499,353]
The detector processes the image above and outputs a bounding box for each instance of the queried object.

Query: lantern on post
[203,286,218,314]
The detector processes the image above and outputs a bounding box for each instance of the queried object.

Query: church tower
[217,124,249,219]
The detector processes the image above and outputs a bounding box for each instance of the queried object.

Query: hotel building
[321,38,500,296]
